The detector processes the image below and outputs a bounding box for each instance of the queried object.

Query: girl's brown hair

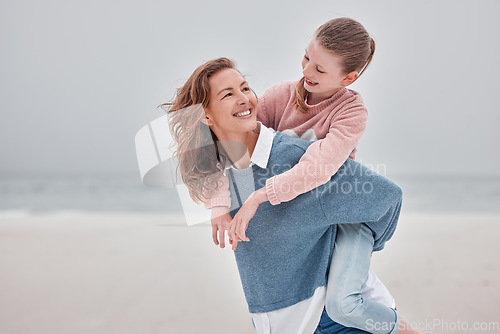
[159,57,236,204]
[294,17,376,113]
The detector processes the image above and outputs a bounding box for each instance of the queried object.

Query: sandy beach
[1,212,499,334]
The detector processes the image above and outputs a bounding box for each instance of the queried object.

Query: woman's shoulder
[272,132,312,155]
[263,132,312,173]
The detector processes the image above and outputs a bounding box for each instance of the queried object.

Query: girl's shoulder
[262,80,297,100]
[343,88,365,105]
[258,81,298,121]
[324,88,367,116]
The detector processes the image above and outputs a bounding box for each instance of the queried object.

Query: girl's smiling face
[204,68,258,141]
[301,38,357,104]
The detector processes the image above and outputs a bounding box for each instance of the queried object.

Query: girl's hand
[210,206,232,248]
[229,187,269,250]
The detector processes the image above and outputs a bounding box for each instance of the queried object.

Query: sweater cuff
[265,176,281,205]
[204,197,232,210]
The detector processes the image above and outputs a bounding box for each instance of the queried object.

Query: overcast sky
[1,0,499,178]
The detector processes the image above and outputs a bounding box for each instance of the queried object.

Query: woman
[163,58,418,334]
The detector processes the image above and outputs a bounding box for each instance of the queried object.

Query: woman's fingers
[210,207,232,247]
[212,223,219,246]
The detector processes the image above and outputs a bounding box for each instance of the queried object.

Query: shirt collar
[222,121,276,174]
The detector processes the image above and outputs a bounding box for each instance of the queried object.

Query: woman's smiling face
[204,68,258,140]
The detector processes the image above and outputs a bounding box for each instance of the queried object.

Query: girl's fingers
[230,221,241,250]
[239,223,247,241]
[218,225,225,248]
[236,220,249,242]
[235,222,244,241]
[229,220,237,243]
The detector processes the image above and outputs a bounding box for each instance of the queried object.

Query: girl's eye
[243,87,250,92]
[304,55,309,61]
[317,68,325,73]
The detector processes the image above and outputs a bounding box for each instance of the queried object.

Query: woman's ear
[200,115,214,126]
[200,105,214,126]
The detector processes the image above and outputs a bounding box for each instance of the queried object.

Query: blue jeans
[325,223,400,334]
[314,308,371,333]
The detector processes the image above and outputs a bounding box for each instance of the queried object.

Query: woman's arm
[204,171,232,209]
[204,171,232,248]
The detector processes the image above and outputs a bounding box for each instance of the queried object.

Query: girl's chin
[303,83,315,93]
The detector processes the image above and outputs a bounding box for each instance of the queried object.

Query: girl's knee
[325,293,359,325]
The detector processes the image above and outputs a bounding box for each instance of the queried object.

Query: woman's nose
[237,92,250,104]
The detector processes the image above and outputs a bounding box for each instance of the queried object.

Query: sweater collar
[305,87,348,114]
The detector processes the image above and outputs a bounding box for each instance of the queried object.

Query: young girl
[205,18,403,333]
[208,17,373,245]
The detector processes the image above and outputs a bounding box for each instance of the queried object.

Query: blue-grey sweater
[227,132,402,313]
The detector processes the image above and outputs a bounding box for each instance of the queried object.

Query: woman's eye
[243,87,250,92]
[304,55,309,61]
[317,68,325,73]
[223,92,232,99]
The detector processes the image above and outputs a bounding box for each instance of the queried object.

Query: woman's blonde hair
[159,57,237,204]
[294,17,376,113]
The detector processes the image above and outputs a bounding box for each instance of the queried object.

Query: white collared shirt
[223,122,276,174]
[226,122,396,334]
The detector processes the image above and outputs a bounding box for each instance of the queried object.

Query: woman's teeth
[234,110,251,117]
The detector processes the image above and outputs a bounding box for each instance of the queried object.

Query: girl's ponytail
[293,77,309,113]
[358,37,376,78]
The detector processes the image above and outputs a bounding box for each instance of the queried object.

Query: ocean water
[0,174,499,216]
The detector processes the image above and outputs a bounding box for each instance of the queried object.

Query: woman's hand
[210,206,232,248]
[229,187,269,250]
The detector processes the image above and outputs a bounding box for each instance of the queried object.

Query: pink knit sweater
[205,80,368,208]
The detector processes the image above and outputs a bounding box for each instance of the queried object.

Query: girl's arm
[229,105,367,246]
[267,105,368,205]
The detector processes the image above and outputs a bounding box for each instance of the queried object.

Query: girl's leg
[314,308,371,334]
[325,223,400,334]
